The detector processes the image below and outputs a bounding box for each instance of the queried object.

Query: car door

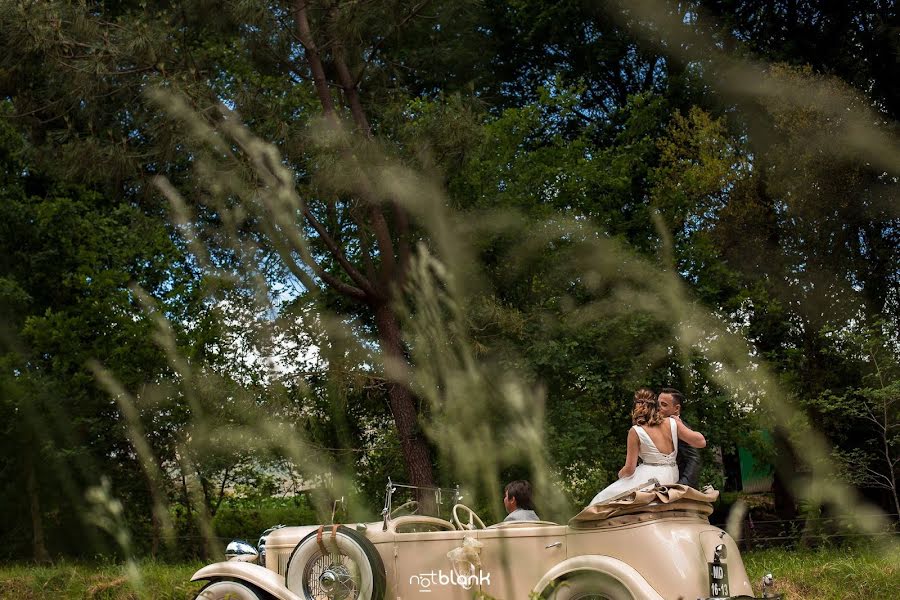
[475,525,567,599]
[392,527,476,599]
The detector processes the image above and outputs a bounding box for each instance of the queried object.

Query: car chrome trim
[714,543,727,562]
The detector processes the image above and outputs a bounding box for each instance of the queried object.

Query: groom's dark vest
[677,419,702,488]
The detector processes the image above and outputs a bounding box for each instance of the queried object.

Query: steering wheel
[390,500,419,519]
[452,503,486,530]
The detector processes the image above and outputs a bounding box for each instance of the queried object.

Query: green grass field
[0,560,204,600]
[0,544,897,599]
[743,545,900,599]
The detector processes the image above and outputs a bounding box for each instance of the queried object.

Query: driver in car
[503,480,540,522]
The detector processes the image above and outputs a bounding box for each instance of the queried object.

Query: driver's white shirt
[503,508,540,522]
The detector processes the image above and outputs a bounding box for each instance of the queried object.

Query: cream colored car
[191,480,779,600]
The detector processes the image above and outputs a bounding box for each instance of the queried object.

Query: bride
[589,388,706,506]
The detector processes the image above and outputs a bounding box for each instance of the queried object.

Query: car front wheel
[285,525,386,600]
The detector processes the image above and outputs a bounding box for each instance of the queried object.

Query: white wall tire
[285,525,386,600]
[195,579,267,600]
[544,571,636,600]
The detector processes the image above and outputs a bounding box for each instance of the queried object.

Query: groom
[658,387,702,489]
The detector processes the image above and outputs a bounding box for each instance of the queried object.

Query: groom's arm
[677,442,702,488]
[675,417,703,487]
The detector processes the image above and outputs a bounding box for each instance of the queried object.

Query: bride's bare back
[639,418,676,454]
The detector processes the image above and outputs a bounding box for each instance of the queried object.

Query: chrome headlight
[225,539,259,562]
[257,524,286,566]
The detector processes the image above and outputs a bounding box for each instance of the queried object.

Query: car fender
[191,561,302,600]
[532,555,665,599]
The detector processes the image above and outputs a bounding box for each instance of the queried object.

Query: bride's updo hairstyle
[631,387,663,426]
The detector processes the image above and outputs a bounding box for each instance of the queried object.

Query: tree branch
[214,466,231,516]
[356,213,378,283]
[395,202,412,289]
[329,9,372,138]
[303,205,375,295]
[353,0,434,87]
[293,0,339,122]
[369,204,397,287]
[862,464,892,488]
[319,8,401,288]
[257,207,367,300]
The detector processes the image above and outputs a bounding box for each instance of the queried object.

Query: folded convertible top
[569,483,720,528]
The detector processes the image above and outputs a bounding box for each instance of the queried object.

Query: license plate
[708,562,730,598]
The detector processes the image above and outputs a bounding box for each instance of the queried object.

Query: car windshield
[382,480,462,522]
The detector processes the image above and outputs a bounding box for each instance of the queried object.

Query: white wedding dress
[589,417,679,506]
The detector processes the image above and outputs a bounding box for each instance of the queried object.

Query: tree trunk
[291,0,437,503]
[881,429,900,525]
[148,469,162,558]
[771,426,799,523]
[180,468,193,528]
[150,508,161,558]
[890,485,900,528]
[373,302,436,508]
[24,448,50,564]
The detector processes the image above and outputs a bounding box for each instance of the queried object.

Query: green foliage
[799,323,900,518]
[694,0,900,121]
[0,108,196,559]
[211,496,317,542]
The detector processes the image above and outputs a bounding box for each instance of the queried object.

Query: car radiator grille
[268,548,291,576]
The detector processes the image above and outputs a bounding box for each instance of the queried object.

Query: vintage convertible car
[191,479,779,599]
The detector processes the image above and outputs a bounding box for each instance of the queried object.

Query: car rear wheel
[544,571,636,600]
[285,525,386,600]
[195,579,267,600]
